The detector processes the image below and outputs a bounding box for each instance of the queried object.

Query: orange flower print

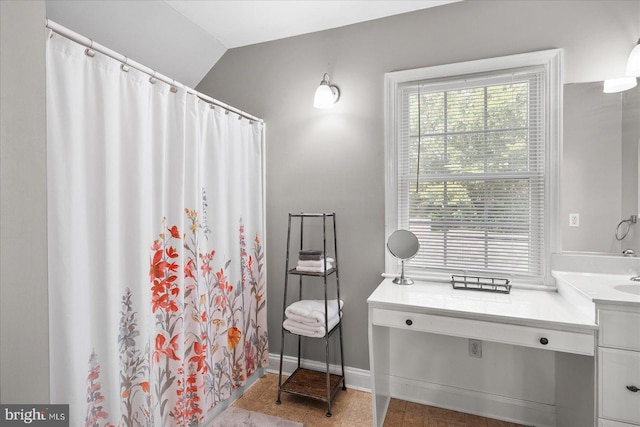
[228,327,241,350]
[201,263,212,275]
[165,246,179,259]
[139,381,150,393]
[153,333,180,363]
[168,225,181,239]
[184,259,195,279]
[188,341,207,373]
[149,250,169,282]
[213,294,226,310]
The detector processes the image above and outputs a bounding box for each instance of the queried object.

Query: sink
[614,284,640,295]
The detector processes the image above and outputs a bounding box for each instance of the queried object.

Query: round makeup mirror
[387,229,420,285]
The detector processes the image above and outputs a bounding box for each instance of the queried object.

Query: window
[385,50,561,288]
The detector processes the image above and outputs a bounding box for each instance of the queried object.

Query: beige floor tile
[388,398,407,413]
[465,413,488,427]
[486,419,521,427]
[234,373,525,427]
[302,412,340,427]
[383,410,404,426]
[427,405,466,423]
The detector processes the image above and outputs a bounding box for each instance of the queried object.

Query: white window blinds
[397,67,547,281]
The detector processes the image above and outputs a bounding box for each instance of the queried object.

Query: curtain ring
[149,71,157,84]
[170,79,178,93]
[85,39,96,57]
[121,57,130,72]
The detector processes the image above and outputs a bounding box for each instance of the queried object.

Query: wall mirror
[562,82,640,256]
[387,229,420,285]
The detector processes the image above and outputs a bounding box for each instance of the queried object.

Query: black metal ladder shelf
[276,212,346,417]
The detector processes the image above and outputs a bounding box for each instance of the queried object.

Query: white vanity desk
[367,278,598,427]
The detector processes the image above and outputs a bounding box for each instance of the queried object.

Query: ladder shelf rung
[287,267,337,276]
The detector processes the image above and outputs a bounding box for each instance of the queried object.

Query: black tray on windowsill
[451,274,511,294]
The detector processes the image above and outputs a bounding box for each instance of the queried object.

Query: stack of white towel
[295,250,334,273]
[283,299,344,338]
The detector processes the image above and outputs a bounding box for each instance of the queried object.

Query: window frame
[384,49,562,289]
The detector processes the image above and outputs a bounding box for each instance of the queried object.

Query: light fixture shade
[313,73,340,109]
[603,77,638,93]
[627,41,640,77]
[314,84,336,109]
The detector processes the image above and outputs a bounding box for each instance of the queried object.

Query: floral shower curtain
[46,32,267,426]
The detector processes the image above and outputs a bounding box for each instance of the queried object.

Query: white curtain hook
[121,57,130,72]
[149,71,157,84]
[170,79,178,93]
[85,39,96,57]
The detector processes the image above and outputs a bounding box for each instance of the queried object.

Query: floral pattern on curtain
[46,31,267,426]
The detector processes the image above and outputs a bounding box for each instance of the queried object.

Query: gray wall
[0,1,49,402]
[197,0,640,370]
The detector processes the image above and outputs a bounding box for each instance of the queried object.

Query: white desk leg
[369,306,391,427]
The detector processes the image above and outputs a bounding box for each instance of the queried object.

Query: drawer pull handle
[627,385,640,393]
[405,319,413,326]
[539,337,549,345]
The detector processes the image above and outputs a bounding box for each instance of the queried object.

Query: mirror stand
[393,259,414,286]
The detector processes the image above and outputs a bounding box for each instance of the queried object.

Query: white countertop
[553,271,640,307]
[368,278,597,332]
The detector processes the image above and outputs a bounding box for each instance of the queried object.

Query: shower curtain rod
[45,19,263,123]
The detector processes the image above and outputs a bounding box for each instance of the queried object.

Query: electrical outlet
[469,339,482,358]
[569,213,580,227]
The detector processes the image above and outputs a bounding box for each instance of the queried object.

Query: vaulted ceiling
[46,1,459,87]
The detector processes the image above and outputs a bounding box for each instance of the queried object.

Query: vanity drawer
[599,309,640,351]
[599,347,640,425]
[371,308,595,356]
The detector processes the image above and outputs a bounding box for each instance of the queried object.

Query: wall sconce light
[627,38,640,77]
[313,73,340,109]
[603,38,640,93]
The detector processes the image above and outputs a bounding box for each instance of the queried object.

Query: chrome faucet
[631,276,640,282]
[622,249,636,257]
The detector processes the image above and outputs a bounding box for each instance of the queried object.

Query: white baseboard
[389,375,555,427]
[267,353,555,427]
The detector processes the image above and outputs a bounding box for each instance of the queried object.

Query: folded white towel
[285,299,343,323]
[285,310,342,326]
[295,263,333,273]
[283,314,341,337]
[297,258,335,268]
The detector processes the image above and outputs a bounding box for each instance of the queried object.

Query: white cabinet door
[599,347,640,425]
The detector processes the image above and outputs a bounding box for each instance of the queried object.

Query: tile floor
[231,373,525,427]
